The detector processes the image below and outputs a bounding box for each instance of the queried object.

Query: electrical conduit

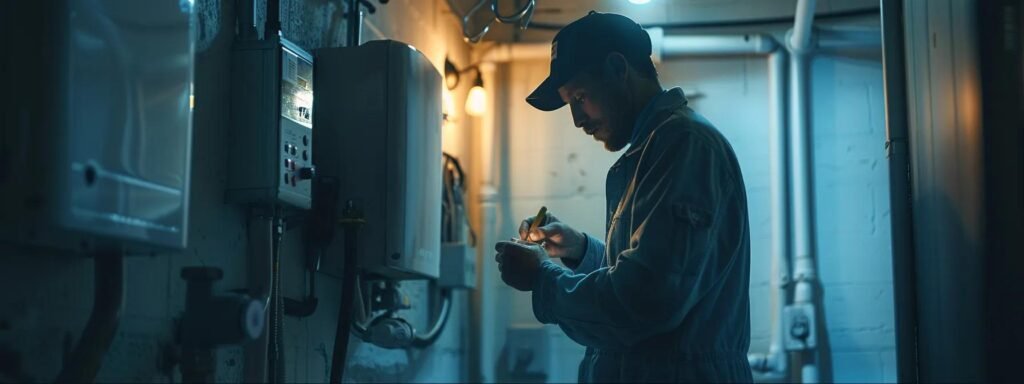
[787,0,820,382]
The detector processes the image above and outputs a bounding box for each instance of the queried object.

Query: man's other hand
[518,213,587,261]
[494,240,547,291]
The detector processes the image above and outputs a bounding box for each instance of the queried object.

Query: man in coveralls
[493,12,753,383]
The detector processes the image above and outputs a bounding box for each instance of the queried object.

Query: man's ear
[603,52,629,83]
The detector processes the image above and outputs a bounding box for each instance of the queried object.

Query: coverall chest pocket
[670,201,713,271]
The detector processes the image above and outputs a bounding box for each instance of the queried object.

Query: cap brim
[526,75,567,111]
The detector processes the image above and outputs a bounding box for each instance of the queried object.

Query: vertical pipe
[789,52,814,295]
[55,250,124,383]
[880,0,919,382]
[244,213,273,383]
[346,0,362,47]
[768,48,791,378]
[265,0,280,39]
[790,0,818,51]
[789,47,819,384]
[238,0,257,40]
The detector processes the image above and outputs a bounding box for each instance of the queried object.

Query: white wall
[486,33,896,383]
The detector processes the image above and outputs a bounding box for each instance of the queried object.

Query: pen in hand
[522,206,548,243]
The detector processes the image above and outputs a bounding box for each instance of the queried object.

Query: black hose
[330,206,364,383]
[527,7,879,31]
[411,288,453,348]
[55,249,123,383]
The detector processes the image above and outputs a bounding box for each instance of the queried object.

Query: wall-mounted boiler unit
[0,0,195,252]
[315,40,442,280]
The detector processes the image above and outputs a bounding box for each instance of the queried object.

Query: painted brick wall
[494,35,895,383]
[0,0,476,382]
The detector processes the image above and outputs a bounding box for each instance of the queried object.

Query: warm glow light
[628,0,651,4]
[442,88,456,122]
[466,85,487,117]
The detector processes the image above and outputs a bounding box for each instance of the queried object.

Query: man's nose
[569,104,587,128]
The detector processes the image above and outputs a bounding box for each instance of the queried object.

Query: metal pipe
[789,46,819,384]
[880,0,918,381]
[477,34,779,64]
[788,1,820,382]
[238,0,257,40]
[55,250,123,383]
[478,43,549,63]
[244,212,273,383]
[526,7,879,31]
[265,0,280,40]
[346,0,362,47]
[816,28,882,51]
[661,34,778,56]
[789,0,818,53]
[492,0,534,24]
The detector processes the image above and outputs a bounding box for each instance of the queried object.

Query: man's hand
[519,213,587,261]
[494,240,547,291]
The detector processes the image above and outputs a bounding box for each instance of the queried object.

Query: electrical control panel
[0,0,195,252]
[227,37,314,209]
[315,40,442,280]
[439,243,476,289]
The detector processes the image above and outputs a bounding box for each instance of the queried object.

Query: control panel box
[315,40,442,280]
[227,37,314,209]
[439,243,476,289]
[0,0,195,252]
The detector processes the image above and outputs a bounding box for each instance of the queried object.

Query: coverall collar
[625,87,688,156]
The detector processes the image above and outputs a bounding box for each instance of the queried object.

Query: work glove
[494,240,546,291]
[518,213,586,261]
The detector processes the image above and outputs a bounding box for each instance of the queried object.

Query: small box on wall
[439,242,476,289]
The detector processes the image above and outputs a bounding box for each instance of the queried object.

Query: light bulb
[466,85,487,117]
[628,0,651,4]
[442,88,456,121]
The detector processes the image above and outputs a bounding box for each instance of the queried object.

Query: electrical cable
[329,204,364,383]
[267,213,286,383]
[526,7,880,31]
[411,288,453,348]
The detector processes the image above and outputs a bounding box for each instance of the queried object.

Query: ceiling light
[628,0,651,4]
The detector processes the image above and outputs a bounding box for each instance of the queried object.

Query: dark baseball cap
[526,11,653,111]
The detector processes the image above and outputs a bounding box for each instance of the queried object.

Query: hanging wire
[446,0,535,43]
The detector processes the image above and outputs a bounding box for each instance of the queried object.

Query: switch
[297,167,315,180]
[284,159,291,168]
[302,150,308,161]
[302,135,308,146]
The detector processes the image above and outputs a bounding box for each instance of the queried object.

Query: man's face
[557,69,632,152]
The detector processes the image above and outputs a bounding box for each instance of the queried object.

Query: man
[493,12,753,383]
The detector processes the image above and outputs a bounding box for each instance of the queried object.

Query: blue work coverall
[531,88,753,383]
